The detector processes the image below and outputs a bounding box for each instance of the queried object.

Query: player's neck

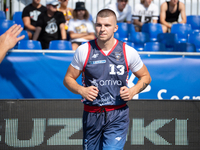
[97,38,116,51]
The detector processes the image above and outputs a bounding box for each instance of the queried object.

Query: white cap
[46,0,60,5]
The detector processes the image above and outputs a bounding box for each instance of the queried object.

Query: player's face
[117,0,128,10]
[95,16,118,42]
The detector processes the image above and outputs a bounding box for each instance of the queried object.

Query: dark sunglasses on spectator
[51,5,58,8]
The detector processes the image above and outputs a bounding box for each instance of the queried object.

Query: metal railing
[8,50,200,57]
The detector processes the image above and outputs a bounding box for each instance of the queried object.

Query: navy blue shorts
[82,105,129,150]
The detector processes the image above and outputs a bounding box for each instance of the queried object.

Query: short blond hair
[96,9,117,24]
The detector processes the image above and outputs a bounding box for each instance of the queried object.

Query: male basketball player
[63,9,151,150]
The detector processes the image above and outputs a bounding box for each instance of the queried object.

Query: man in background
[106,0,132,23]
[33,0,66,49]
[132,0,159,32]
[160,0,186,33]
[22,0,47,39]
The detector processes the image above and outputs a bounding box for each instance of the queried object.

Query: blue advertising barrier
[0,52,200,100]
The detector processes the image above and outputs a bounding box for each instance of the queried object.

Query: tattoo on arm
[139,82,149,93]
[138,77,151,93]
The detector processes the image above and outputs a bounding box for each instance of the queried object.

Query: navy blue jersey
[82,39,129,106]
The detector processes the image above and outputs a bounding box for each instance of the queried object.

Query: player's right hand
[80,86,99,102]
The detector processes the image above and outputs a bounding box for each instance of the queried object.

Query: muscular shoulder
[179,2,185,10]
[124,44,139,59]
[160,2,168,11]
[71,43,89,70]
[124,44,143,73]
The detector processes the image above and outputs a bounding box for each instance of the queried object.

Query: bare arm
[69,31,95,40]
[60,23,67,40]
[133,19,143,27]
[179,2,187,23]
[22,17,36,31]
[160,3,171,28]
[69,31,89,39]
[0,24,25,63]
[81,33,96,40]
[33,27,42,41]
[63,65,99,101]
[152,19,158,23]
[120,64,151,101]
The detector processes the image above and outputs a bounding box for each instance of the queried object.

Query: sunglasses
[51,5,58,8]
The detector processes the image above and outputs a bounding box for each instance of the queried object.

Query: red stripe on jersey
[95,39,119,56]
[123,42,129,73]
[83,42,91,72]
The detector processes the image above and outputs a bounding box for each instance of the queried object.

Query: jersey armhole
[123,43,129,73]
[82,42,91,72]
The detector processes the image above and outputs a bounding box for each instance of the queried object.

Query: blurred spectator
[106,0,132,23]
[57,0,73,40]
[22,0,47,39]
[160,0,186,33]
[68,2,95,50]
[132,0,159,32]
[33,0,66,49]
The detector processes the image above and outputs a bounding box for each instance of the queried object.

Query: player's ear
[114,24,118,33]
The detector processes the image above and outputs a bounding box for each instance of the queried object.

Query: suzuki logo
[1,118,188,147]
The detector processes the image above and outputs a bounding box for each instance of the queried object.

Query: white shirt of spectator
[30,10,42,21]
[68,19,95,43]
[132,3,159,23]
[106,3,132,22]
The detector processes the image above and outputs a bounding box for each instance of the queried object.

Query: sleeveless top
[165,1,180,23]
[57,8,72,30]
[82,39,129,106]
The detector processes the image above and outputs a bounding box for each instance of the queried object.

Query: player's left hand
[120,86,133,101]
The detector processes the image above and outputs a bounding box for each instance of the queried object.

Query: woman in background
[68,2,95,50]
[58,0,73,40]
